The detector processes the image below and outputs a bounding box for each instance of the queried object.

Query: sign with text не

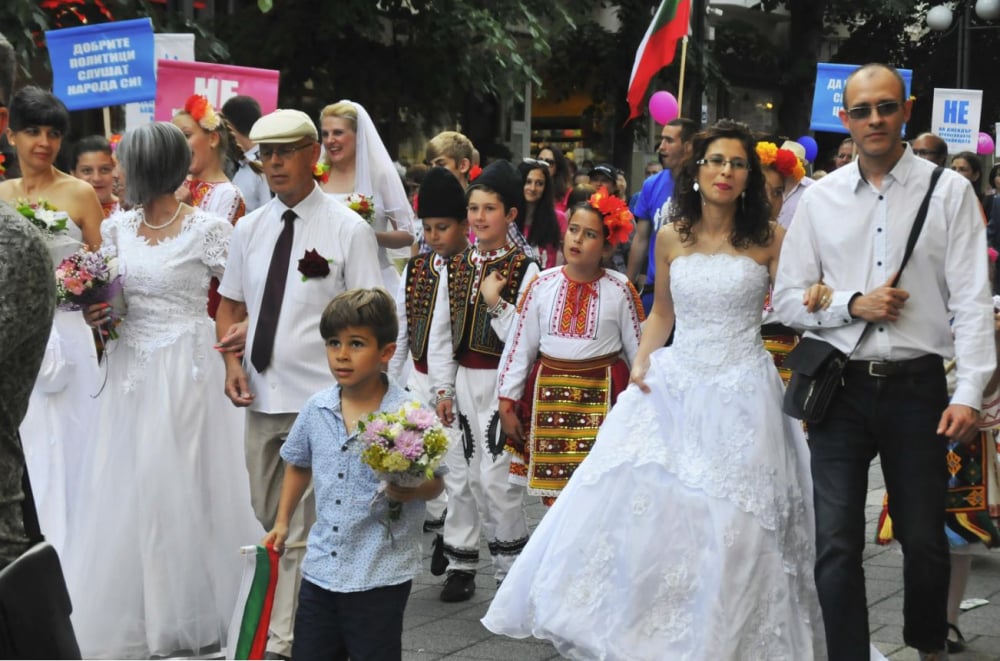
[46,18,155,111]
[810,63,912,134]
[930,88,983,153]
[154,60,279,121]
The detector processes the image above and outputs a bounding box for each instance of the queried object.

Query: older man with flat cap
[216,108,381,659]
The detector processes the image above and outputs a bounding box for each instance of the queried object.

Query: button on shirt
[218,184,382,413]
[280,380,443,592]
[773,147,995,409]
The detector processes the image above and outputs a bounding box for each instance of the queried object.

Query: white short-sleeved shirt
[218,183,382,413]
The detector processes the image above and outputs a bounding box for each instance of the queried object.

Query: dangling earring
[740,190,746,211]
[693,182,700,192]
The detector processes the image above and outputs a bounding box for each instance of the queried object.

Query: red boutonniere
[298,249,332,281]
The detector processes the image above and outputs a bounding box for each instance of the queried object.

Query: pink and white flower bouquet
[358,401,449,522]
[55,248,125,340]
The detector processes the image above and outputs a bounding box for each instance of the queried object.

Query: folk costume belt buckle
[867,361,892,378]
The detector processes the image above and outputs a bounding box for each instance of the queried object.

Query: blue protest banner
[46,18,155,111]
[810,63,912,133]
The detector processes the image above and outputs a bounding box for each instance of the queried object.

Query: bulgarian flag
[226,545,280,660]
[626,0,692,122]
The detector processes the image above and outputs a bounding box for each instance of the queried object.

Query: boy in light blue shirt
[264,288,444,661]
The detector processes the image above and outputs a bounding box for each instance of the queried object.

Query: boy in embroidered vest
[427,160,540,602]
[264,288,444,661]
[388,166,470,574]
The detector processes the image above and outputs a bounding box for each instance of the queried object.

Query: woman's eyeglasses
[696,155,751,172]
[844,101,901,121]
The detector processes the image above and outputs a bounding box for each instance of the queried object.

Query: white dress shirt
[218,184,382,413]
[232,144,272,213]
[773,147,995,409]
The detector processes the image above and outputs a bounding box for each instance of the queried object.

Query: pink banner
[154,59,279,121]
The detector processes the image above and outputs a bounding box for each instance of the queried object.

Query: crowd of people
[1,38,998,661]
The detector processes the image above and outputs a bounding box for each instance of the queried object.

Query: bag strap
[848,165,945,357]
[18,432,44,545]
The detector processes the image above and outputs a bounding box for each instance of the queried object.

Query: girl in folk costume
[498,187,643,506]
[757,141,806,385]
[172,94,247,225]
[173,94,247,318]
[428,160,540,602]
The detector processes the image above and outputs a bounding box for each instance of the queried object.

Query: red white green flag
[626,0,691,122]
[226,545,280,660]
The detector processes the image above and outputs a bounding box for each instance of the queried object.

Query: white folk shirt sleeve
[427,267,458,400]
[489,261,541,343]
[773,151,995,409]
[388,263,411,382]
[496,275,544,402]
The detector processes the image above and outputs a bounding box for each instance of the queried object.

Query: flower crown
[588,186,634,246]
[755,142,805,183]
[181,94,221,132]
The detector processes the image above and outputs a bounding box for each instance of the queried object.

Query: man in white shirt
[774,63,995,661]
[222,95,272,212]
[216,109,381,659]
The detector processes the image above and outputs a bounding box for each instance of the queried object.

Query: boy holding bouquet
[264,288,445,661]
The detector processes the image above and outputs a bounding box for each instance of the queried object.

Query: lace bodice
[101,209,230,389]
[669,253,771,375]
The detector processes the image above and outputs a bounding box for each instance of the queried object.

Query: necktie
[250,209,296,373]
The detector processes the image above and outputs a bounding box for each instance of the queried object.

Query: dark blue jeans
[292,578,411,661]
[808,362,950,659]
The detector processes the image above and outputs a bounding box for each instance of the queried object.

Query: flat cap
[249,109,317,144]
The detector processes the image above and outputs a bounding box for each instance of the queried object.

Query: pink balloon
[649,91,679,125]
[977,132,995,156]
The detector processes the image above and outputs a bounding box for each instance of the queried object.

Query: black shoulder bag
[0,452,81,659]
[782,166,945,424]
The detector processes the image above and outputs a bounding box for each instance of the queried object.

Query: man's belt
[845,354,941,378]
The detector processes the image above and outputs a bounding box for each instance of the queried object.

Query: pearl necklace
[141,203,183,230]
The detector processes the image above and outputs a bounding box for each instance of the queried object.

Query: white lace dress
[62,209,263,659]
[19,220,101,556]
[482,253,827,660]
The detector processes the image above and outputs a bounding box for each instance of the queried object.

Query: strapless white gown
[483,253,829,660]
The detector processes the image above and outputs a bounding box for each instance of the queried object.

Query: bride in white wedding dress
[62,122,262,659]
[483,120,829,660]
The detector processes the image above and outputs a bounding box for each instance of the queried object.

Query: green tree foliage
[216,0,578,154]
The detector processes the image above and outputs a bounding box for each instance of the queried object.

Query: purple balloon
[648,91,679,125]
[977,132,995,156]
[797,135,819,163]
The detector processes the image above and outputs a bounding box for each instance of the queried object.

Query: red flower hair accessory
[755,141,805,183]
[181,94,221,131]
[588,186,634,246]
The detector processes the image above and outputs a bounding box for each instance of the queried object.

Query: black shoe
[947,623,966,654]
[440,570,476,602]
[430,533,449,576]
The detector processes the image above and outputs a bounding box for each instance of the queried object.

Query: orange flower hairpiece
[181,94,221,131]
[588,186,634,246]
[755,141,805,183]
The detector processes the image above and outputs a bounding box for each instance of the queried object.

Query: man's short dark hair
[319,288,398,347]
[221,95,262,136]
[667,117,699,143]
[843,63,907,108]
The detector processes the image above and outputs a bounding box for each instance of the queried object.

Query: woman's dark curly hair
[672,119,773,249]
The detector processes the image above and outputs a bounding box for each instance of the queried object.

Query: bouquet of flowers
[313,162,331,184]
[345,192,375,224]
[358,401,449,524]
[55,248,125,340]
[15,199,69,235]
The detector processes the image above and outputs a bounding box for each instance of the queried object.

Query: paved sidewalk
[402,460,1000,660]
